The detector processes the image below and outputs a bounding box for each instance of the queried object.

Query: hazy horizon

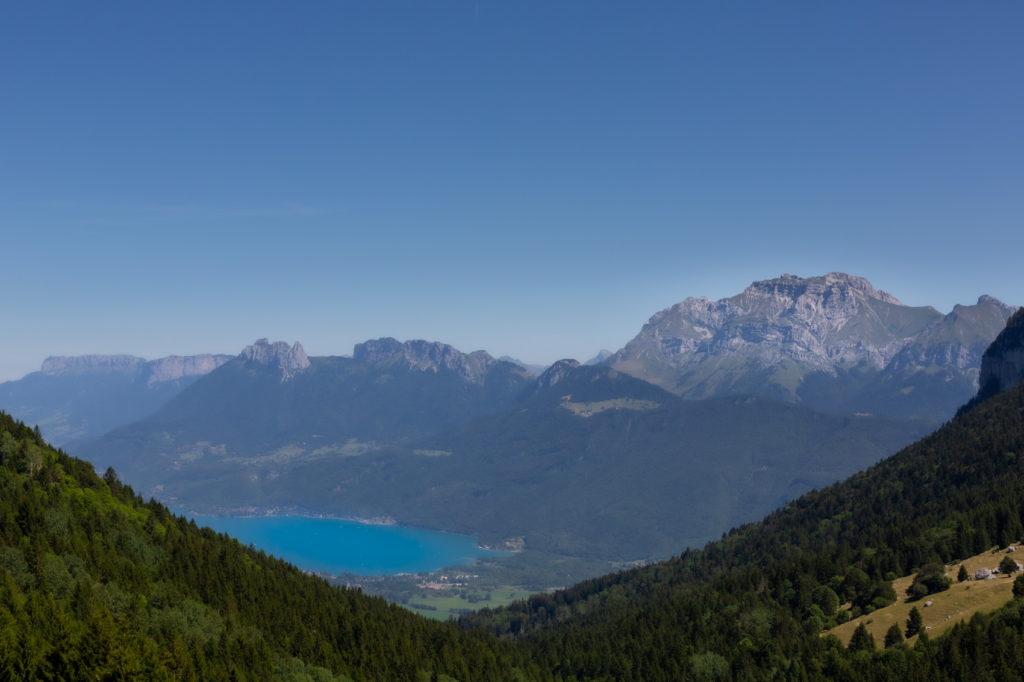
[3,2,1022,381]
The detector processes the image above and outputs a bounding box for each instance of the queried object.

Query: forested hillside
[76,347,533,496]
[0,411,532,681]
[462,381,1024,680]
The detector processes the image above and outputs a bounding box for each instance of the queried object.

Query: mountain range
[5,279,1024,679]
[9,273,1017,575]
[75,338,533,483]
[0,352,231,445]
[609,272,1015,420]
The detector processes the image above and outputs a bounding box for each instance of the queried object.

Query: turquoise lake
[188,515,503,576]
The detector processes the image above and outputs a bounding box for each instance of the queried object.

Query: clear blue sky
[2,1,1022,381]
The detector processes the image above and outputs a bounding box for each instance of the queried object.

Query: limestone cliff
[976,308,1024,401]
[609,273,1015,420]
[238,339,310,380]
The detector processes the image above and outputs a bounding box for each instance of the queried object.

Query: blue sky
[2,1,1022,381]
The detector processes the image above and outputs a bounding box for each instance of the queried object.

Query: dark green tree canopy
[906,607,924,638]
[884,623,904,648]
[907,563,951,600]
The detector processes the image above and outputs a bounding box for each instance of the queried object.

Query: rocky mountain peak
[352,338,498,384]
[584,350,615,366]
[609,273,1015,419]
[239,339,310,380]
[747,272,902,306]
[616,273,931,381]
[536,359,581,389]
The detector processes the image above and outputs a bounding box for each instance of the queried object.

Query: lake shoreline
[179,511,509,577]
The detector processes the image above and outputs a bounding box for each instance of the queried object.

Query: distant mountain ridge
[354,338,508,384]
[76,338,535,495]
[0,352,231,445]
[610,272,1015,420]
[40,352,230,384]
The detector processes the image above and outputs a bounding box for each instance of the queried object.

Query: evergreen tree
[848,623,876,652]
[906,563,951,600]
[906,607,923,638]
[1013,574,1024,599]
[957,564,969,582]
[883,623,904,648]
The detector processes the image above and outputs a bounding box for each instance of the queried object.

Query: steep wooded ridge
[0,353,231,446]
[461,344,1024,679]
[610,273,1015,420]
[0,412,532,681]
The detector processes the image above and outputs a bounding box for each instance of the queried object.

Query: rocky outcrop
[239,339,310,380]
[353,338,501,384]
[976,308,1024,401]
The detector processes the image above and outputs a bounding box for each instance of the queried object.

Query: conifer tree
[906,607,923,638]
[883,623,904,648]
[848,623,876,652]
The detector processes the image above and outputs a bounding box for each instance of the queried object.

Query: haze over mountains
[4,283,1024,679]
[36,273,1006,575]
[0,352,231,446]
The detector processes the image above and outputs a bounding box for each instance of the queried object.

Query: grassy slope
[830,545,1024,646]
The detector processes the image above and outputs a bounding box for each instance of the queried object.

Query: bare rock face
[40,353,232,385]
[887,296,1018,376]
[976,308,1024,401]
[353,338,499,384]
[143,355,232,385]
[609,273,1015,412]
[239,339,310,380]
[618,273,926,375]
